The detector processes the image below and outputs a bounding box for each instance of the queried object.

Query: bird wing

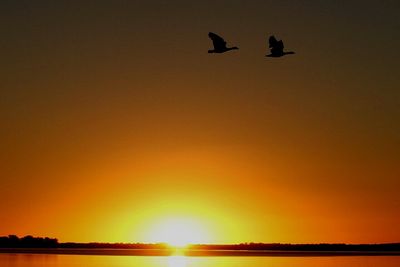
[269,35,278,48]
[277,40,284,50]
[269,35,285,54]
[208,32,227,49]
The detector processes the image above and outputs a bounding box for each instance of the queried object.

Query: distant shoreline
[1,248,400,257]
[2,236,400,256]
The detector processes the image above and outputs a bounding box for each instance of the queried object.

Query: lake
[1,254,400,267]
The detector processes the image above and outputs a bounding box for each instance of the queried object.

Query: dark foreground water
[1,254,400,267]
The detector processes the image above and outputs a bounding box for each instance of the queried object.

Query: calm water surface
[1,254,400,267]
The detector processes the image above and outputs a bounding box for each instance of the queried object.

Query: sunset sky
[1,1,399,244]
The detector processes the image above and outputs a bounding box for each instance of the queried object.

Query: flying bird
[266,35,295,57]
[208,32,239,53]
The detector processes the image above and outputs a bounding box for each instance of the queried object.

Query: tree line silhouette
[187,242,400,251]
[1,235,399,251]
[0,235,58,248]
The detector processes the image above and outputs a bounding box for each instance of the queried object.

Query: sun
[145,217,210,248]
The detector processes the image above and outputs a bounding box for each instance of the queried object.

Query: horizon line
[2,235,399,246]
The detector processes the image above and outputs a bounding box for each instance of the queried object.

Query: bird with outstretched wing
[208,32,238,53]
[267,35,294,57]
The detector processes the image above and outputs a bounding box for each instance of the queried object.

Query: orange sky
[1,1,399,244]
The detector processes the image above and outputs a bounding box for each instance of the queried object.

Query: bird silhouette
[266,35,295,57]
[208,32,238,53]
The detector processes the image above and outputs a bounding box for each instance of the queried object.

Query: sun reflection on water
[168,256,187,267]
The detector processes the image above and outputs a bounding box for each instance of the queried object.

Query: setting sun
[145,217,210,247]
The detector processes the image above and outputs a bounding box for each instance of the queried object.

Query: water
[1,254,400,267]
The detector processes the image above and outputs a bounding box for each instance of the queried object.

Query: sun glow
[145,217,210,247]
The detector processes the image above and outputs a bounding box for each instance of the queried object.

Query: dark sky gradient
[1,1,399,243]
